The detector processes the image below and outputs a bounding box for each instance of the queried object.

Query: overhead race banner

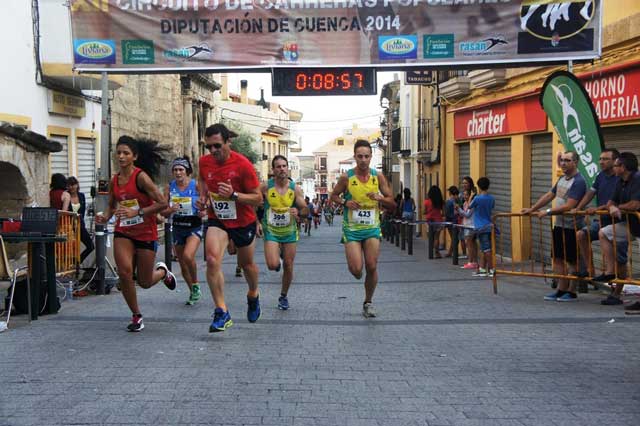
[69,0,602,72]
[540,70,604,188]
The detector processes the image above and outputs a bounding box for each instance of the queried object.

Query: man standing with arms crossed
[197,124,263,332]
[330,140,395,317]
[257,155,308,310]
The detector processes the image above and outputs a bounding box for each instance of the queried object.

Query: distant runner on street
[330,139,395,318]
[257,155,308,310]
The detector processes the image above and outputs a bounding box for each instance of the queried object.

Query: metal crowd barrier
[55,211,81,278]
[383,217,416,256]
[491,210,640,294]
[382,217,470,260]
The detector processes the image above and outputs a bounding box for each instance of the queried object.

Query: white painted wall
[0,0,101,163]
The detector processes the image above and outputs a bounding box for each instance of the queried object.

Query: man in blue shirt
[468,177,495,277]
[575,148,620,278]
[522,151,587,302]
[593,152,640,310]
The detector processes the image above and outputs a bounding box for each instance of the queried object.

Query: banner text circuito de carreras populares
[69,0,602,72]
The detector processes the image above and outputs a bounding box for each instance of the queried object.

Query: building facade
[437,2,640,261]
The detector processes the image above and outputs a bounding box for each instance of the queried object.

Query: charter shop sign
[69,0,602,71]
[454,97,546,140]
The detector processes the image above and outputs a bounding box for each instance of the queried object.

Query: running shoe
[235,266,243,277]
[186,285,201,305]
[278,295,289,310]
[544,290,565,301]
[624,301,640,315]
[209,308,233,332]
[247,295,261,323]
[601,295,623,305]
[472,268,488,277]
[362,302,377,318]
[127,314,144,332]
[557,292,578,302]
[155,261,176,290]
[462,262,478,269]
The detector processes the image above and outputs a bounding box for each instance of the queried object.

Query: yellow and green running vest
[343,168,381,232]
[263,178,298,241]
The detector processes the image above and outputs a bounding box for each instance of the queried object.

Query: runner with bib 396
[257,155,308,311]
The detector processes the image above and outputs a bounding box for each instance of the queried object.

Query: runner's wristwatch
[230,191,239,201]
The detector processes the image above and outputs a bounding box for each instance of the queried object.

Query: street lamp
[380,117,388,134]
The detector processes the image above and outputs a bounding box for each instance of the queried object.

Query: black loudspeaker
[10,277,60,315]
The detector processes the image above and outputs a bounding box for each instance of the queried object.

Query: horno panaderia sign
[69,0,602,72]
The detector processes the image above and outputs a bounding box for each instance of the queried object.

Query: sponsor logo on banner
[282,41,299,63]
[378,36,417,60]
[73,39,116,64]
[518,1,595,54]
[540,71,604,187]
[423,34,454,59]
[122,40,154,65]
[163,43,214,62]
[459,36,508,56]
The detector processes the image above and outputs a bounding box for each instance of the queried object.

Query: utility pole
[94,72,111,295]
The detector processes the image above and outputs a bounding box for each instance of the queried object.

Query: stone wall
[110,74,184,184]
[0,134,49,214]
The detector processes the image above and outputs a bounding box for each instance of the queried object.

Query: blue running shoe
[209,308,233,332]
[247,295,261,323]
[557,292,578,302]
[544,290,564,301]
[278,295,289,310]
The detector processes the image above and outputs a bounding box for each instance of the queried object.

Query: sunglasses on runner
[206,143,223,150]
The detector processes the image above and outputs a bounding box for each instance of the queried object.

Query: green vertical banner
[540,70,604,187]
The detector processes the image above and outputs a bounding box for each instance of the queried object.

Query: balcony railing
[437,70,468,84]
[314,164,327,171]
[417,118,434,152]
[400,126,411,154]
[391,127,401,153]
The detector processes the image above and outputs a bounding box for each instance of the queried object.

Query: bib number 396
[268,209,290,227]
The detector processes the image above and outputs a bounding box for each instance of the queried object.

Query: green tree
[223,120,259,164]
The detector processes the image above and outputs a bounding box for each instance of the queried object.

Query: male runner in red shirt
[197,124,263,332]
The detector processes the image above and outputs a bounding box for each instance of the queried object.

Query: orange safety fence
[490,210,640,294]
[55,211,80,278]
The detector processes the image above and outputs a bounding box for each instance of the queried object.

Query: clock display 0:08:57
[295,72,364,91]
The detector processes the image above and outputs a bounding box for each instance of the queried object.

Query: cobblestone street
[1,218,639,426]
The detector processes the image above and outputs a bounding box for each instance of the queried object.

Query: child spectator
[458,189,477,269]
[424,185,444,258]
[444,186,459,257]
[401,188,416,221]
[469,177,495,277]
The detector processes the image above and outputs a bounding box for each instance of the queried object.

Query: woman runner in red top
[95,136,174,332]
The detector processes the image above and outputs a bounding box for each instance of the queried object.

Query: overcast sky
[226,71,398,154]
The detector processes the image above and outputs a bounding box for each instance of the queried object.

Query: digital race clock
[271,68,376,96]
